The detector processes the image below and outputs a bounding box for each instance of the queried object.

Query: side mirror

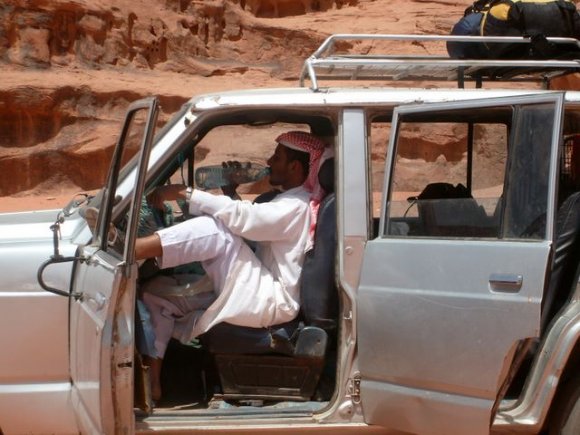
[62,193,90,218]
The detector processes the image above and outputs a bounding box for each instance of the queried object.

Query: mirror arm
[37,256,84,300]
[37,212,84,300]
[50,222,62,258]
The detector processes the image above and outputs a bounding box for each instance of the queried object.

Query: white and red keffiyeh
[275,131,333,250]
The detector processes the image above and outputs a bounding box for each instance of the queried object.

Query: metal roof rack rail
[299,34,580,91]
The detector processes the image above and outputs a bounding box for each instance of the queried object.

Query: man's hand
[221,161,241,199]
[147,184,188,210]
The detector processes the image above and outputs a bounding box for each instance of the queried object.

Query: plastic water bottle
[194,162,270,190]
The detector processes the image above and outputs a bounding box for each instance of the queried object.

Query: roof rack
[299,34,580,91]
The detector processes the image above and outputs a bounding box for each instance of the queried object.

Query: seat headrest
[318,158,334,194]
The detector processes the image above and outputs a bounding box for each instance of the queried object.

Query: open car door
[358,94,564,435]
[69,98,159,434]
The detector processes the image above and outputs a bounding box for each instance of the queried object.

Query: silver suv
[1,34,579,435]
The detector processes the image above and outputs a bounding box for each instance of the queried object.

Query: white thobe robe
[147,186,310,356]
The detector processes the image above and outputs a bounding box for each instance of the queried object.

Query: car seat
[201,158,338,401]
[414,182,495,237]
[541,190,580,334]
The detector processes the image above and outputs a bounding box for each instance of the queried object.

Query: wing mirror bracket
[37,197,89,300]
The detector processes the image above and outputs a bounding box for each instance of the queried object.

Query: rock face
[241,0,357,17]
[0,0,332,198]
[0,0,552,206]
[0,85,187,195]
[0,0,324,75]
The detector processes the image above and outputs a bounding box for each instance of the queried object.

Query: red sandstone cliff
[1,0,575,211]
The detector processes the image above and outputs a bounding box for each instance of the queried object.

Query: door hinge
[349,372,361,404]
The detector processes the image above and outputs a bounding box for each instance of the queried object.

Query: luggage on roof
[448,0,580,59]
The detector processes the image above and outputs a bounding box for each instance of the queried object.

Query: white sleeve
[188,190,307,242]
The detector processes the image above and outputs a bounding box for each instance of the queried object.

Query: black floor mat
[158,339,217,407]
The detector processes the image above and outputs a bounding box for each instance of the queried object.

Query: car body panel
[0,82,578,434]
[0,211,84,434]
[69,98,159,434]
[358,239,551,435]
[494,293,580,431]
[0,382,77,434]
[69,246,119,434]
[357,94,564,435]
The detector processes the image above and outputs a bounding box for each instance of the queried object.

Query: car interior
[87,103,580,418]
[128,110,342,416]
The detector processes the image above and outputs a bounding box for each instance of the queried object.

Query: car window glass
[99,107,155,254]
[382,104,551,241]
[503,104,553,239]
[190,123,312,194]
[369,120,390,237]
[135,122,316,230]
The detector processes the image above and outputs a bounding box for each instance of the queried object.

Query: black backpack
[448,0,580,59]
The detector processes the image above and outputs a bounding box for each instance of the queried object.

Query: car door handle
[489,273,523,292]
